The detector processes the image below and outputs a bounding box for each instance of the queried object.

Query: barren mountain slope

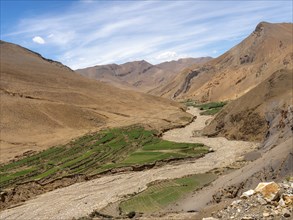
[155,22,293,101]
[0,41,191,163]
[203,69,293,143]
[76,57,212,93]
[168,69,293,216]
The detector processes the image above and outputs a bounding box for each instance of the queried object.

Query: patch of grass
[0,168,37,184]
[199,107,223,115]
[33,167,60,180]
[121,152,184,165]
[0,126,209,189]
[120,173,217,214]
[194,101,227,115]
[181,99,227,116]
[142,141,204,151]
[121,140,208,165]
[196,101,227,110]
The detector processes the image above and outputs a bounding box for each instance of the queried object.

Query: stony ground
[204,179,293,220]
[0,107,258,220]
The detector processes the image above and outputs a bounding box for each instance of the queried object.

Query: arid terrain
[0,21,292,220]
[151,22,293,101]
[76,58,212,93]
[0,40,191,163]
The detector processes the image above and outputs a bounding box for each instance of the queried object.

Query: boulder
[255,182,280,201]
[240,189,255,199]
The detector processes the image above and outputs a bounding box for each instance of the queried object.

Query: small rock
[240,189,255,199]
[231,199,242,206]
[282,194,293,205]
[263,212,270,217]
[217,213,222,218]
[202,217,219,220]
[282,208,291,218]
[257,197,267,205]
[241,216,255,220]
[279,197,286,207]
[255,182,280,201]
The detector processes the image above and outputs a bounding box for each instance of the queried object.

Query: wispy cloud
[2,0,292,69]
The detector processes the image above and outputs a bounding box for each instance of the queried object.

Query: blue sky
[1,0,292,69]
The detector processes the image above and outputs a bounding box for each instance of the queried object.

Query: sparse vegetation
[182,99,198,107]
[120,173,217,214]
[195,102,227,115]
[182,100,227,115]
[0,126,208,189]
[196,101,227,111]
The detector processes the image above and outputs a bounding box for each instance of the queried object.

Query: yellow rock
[255,182,280,201]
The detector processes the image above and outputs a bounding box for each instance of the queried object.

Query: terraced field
[0,126,208,189]
[120,173,217,214]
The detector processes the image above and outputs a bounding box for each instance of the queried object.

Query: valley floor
[0,107,258,220]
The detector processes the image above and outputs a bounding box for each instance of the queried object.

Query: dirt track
[0,107,258,220]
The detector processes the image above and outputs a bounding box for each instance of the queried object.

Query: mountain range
[76,57,212,92]
[0,21,292,220]
[77,22,292,105]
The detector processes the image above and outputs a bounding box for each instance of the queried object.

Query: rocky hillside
[197,69,292,220]
[202,69,292,142]
[205,180,293,220]
[153,22,292,101]
[76,57,212,92]
[0,40,191,163]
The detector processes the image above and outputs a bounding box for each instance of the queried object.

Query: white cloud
[4,1,292,68]
[32,36,45,44]
[154,51,188,62]
[156,51,177,60]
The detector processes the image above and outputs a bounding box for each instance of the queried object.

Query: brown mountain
[153,22,293,101]
[203,68,292,143]
[201,68,293,188]
[76,57,212,93]
[0,41,191,163]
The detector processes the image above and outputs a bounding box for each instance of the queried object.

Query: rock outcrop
[206,180,293,220]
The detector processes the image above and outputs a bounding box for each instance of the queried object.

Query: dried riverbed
[0,107,258,220]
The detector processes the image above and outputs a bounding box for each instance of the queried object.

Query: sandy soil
[1,41,191,163]
[0,107,258,220]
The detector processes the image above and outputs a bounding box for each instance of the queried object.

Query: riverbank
[0,107,258,220]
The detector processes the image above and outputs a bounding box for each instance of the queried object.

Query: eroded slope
[154,22,293,101]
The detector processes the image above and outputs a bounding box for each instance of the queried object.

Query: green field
[120,173,217,214]
[182,100,227,115]
[0,126,209,188]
